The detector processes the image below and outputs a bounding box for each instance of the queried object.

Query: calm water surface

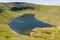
[8,14,52,34]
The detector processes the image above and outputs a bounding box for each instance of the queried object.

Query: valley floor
[0,24,60,40]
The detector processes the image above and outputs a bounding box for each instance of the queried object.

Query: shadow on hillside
[11,6,35,11]
[0,8,3,13]
[8,14,52,35]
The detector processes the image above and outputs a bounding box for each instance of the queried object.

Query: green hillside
[0,2,60,40]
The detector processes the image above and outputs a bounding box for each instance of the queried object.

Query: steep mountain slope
[0,2,60,40]
[0,2,60,26]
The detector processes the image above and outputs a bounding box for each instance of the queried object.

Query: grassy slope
[0,2,60,40]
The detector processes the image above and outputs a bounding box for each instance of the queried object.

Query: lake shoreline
[7,14,52,37]
[7,25,21,35]
[7,15,29,37]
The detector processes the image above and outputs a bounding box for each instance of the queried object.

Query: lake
[8,14,52,34]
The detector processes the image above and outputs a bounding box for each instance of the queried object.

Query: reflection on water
[8,14,52,34]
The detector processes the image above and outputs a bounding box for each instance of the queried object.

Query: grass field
[0,2,60,40]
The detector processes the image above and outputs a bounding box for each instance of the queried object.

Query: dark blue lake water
[8,14,52,34]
